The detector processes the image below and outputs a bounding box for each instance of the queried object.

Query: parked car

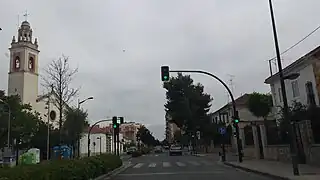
[126,146,137,155]
[154,146,162,153]
[169,145,182,156]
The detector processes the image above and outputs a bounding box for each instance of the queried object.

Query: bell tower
[8,20,39,107]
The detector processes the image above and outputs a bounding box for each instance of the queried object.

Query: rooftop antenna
[23,10,30,21]
[16,15,20,29]
[226,74,235,103]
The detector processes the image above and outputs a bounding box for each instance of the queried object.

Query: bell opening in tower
[14,56,20,70]
[29,57,34,71]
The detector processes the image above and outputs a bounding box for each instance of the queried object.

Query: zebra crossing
[131,160,214,169]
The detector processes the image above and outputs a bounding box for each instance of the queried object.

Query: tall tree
[136,126,157,146]
[42,55,79,145]
[0,90,42,149]
[247,92,273,120]
[163,73,212,135]
[63,107,88,157]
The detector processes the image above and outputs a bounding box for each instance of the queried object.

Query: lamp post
[268,0,300,175]
[0,99,11,148]
[78,96,93,109]
[77,96,93,158]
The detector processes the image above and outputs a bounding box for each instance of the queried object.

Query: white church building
[7,20,59,124]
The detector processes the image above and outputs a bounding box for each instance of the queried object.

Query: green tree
[0,90,43,149]
[163,73,212,135]
[63,107,88,157]
[247,92,273,120]
[136,126,157,146]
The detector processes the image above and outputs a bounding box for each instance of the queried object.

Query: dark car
[169,145,182,156]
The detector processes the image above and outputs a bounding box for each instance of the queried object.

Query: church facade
[7,20,59,125]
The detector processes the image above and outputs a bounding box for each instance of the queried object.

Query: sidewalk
[224,159,320,180]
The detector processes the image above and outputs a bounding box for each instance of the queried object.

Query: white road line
[176,162,186,167]
[163,162,171,167]
[148,163,156,167]
[118,171,225,176]
[188,161,200,166]
[133,163,144,168]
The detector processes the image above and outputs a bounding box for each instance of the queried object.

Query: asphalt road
[110,153,273,180]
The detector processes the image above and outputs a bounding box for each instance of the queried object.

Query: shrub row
[0,154,122,180]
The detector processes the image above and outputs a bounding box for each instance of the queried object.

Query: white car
[169,145,182,156]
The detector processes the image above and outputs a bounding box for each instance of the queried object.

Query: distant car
[154,146,162,153]
[169,145,182,156]
[126,147,137,155]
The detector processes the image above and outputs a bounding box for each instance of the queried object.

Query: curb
[94,160,132,180]
[223,162,290,180]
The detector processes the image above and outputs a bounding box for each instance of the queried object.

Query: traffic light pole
[87,119,112,157]
[113,128,117,155]
[116,130,120,156]
[169,69,243,162]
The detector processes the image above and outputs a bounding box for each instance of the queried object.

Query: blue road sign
[219,127,226,135]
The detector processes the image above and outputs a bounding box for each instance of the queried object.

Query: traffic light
[161,66,170,81]
[232,110,240,125]
[112,116,118,129]
[119,117,124,124]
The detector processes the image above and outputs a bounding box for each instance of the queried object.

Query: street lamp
[0,99,11,148]
[268,0,300,175]
[78,96,94,109]
[77,96,93,158]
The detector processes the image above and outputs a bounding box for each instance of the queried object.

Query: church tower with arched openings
[8,20,39,108]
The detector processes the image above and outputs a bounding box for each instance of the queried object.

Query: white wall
[270,64,319,117]
[79,133,124,156]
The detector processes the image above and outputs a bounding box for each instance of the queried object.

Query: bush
[0,154,122,180]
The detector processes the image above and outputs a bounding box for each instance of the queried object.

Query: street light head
[88,97,94,100]
[284,73,300,80]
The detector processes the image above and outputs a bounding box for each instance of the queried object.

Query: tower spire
[23,10,30,21]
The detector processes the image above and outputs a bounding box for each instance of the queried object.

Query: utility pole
[268,0,299,175]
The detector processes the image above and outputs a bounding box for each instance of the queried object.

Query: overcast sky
[1,0,320,140]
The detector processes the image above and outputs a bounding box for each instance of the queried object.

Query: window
[278,88,282,102]
[291,80,300,98]
[305,81,316,105]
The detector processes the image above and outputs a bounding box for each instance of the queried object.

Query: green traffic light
[164,76,168,80]
[113,124,117,128]
[234,119,239,123]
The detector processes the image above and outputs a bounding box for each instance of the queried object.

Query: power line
[267,24,320,62]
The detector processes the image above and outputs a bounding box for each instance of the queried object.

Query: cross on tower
[23,10,30,21]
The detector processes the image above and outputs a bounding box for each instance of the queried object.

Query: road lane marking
[163,162,171,167]
[118,171,225,176]
[133,163,144,168]
[188,161,200,166]
[148,163,156,167]
[176,162,186,167]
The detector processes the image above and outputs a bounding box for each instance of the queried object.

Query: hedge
[0,154,122,180]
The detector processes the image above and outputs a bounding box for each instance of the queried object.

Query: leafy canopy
[247,92,273,119]
[163,73,212,133]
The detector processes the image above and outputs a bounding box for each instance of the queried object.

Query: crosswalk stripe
[133,163,144,168]
[163,162,171,167]
[176,162,186,166]
[188,161,200,166]
[148,163,156,167]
